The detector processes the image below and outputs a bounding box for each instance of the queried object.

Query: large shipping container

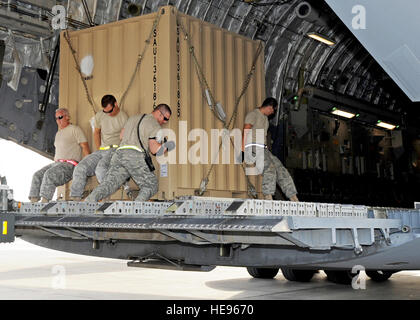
[58,6,266,200]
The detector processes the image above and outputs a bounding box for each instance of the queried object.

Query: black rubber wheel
[281,267,316,282]
[366,270,394,282]
[325,270,358,285]
[247,267,279,279]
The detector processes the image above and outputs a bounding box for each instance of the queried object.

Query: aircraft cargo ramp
[2,194,420,284]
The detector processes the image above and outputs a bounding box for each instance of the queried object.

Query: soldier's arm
[242,123,253,151]
[93,128,101,150]
[148,138,164,155]
[119,128,125,141]
[80,142,91,158]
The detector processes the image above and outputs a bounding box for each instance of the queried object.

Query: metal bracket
[272,218,292,233]
[127,252,215,272]
[158,229,210,245]
[351,228,363,255]
[64,227,97,240]
[380,228,392,245]
[188,230,219,244]
[36,226,85,240]
[276,232,310,248]
[331,228,336,245]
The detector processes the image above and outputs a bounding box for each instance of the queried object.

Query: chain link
[175,11,263,198]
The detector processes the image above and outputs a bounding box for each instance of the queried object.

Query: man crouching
[28,108,90,203]
[85,103,175,202]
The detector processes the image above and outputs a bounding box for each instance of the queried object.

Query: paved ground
[0,238,420,300]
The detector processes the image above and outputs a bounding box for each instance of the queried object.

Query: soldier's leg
[85,151,129,202]
[268,151,298,199]
[262,149,277,197]
[123,150,158,201]
[95,149,115,183]
[244,146,265,176]
[70,151,103,198]
[40,162,74,200]
[28,163,55,200]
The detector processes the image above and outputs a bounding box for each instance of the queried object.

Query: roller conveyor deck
[3,192,420,274]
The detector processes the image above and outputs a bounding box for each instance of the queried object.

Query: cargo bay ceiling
[1,0,419,157]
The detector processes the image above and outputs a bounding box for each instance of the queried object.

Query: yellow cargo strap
[2,221,7,235]
[117,145,143,153]
[100,145,119,150]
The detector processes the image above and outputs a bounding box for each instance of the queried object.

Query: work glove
[156,141,176,156]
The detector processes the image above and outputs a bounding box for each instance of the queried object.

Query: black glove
[236,151,244,163]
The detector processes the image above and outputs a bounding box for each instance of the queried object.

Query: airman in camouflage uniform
[70,95,128,200]
[85,104,175,202]
[29,108,90,202]
[242,97,298,201]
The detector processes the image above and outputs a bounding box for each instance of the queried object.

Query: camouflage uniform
[96,148,116,181]
[70,109,128,198]
[29,162,75,200]
[85,113,162,202]
[262,149,297,199]
[29,124,87,201]
[244,108,297,199]
[70,148,116,198]
[85,149,158,202]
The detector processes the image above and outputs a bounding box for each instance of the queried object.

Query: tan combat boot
[263,194,273,200]
[289,195,299,202]
[41,197,49,203]
[29,197,39,203]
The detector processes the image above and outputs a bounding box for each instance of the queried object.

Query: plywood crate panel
[59,6,265,200]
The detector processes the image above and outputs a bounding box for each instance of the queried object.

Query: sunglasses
[159,109,169,121]
[55,115,64,120]
[103,104,115,114]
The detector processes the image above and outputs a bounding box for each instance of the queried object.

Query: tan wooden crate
[59,6,266,200]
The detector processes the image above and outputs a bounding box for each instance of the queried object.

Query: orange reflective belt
[57,159,79,166]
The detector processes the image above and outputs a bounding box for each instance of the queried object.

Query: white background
[0,138,54,201]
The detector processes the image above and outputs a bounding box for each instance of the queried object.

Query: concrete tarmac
[1,238,420,300]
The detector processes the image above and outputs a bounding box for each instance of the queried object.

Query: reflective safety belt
[117,145,144,153]
[99,144,119,150]
[57,159,79,166]
[245,143,267,149]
